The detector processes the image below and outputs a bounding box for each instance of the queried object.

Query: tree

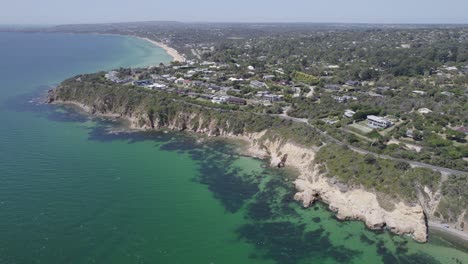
[446,129,466,143]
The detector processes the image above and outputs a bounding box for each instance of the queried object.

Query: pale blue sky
[2,0,467,25]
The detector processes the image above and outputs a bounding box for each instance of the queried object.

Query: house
[134,80,153,87]
[332,95,357,103]
[228,77,244,82]
[462,66,468,74]
[441,91,454,96]
[175,78,185,85]
[324,84,341,91]
[322,118,338,125]
[344,109,356,118]
[418,108,433,115]
[401,44,411,49]
[455,127,468,135]
[444,66,458,71]
[117,78,133,84]
[149,83,167,90]
[345,80,360,87]
[367,115,393,129]
[211,96,246,105]
[264,94,284,102]
[405,129,414,138]
[211,96,228,104]
[190,81,204,87]
[263,75,275,80]
[256,91,270,97]
[105,71,120,82]
[226,97,247,105]
[293,87,301,98]
[412,90,427,96]
[250,80,268,89]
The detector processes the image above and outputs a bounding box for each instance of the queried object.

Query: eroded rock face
[255,138,428,243]
[47,92,429,242]
[293,176,428,243]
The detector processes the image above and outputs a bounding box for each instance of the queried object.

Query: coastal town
[3,0,468,262]
[102,50,468,173]
[23,22,468,248]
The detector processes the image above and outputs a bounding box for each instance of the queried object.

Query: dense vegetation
[55,73,324,147]
[315,144,441,203]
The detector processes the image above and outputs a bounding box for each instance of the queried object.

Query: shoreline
[429,222,468,242]
[48,99,468,245]
[137,36,185,63]
[92,33,185,63]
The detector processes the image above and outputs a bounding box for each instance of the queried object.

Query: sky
[1,0,468,25]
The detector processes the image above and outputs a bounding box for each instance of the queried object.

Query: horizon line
[2,20,468,27]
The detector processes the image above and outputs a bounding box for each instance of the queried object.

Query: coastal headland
[46,73,468,243]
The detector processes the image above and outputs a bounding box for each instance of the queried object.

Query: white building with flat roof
[367,115,393,129]
[344,109,356,118]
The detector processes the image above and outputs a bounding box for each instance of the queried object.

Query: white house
[412,90,427,96]
[418,108,433,114]
[367,115,393,129]
[344,109,356,118]
[211,96,229,104]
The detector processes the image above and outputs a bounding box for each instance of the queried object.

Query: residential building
[250,80,268,89]
[226,97,247,105]
[211,96,228,104]
[455,127,468,135]
[344,109,356,118]
[134,80,153,87]
[324,84,341,91]
[417,108,433,114]
[345,80,360,87]
[412,90,427,96]
[332,95,357,103]
[367,115,393,129]
[105,71,120,82]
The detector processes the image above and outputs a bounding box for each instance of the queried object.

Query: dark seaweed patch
[376,240,441,264]
[196,158,259,213]
[236,222,361,264]
[360,234,375,245]
[246,176,298,221]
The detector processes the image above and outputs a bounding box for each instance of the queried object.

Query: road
[272,114,467,176]
[170,98,466,175]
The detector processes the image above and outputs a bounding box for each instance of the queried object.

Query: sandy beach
[138,37,185,63]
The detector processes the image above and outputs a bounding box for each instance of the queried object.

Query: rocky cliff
[46,75,467,242]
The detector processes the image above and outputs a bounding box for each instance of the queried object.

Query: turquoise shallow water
[0,32,467,264]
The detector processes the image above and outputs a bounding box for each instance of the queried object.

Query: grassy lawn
[349,122,373,134]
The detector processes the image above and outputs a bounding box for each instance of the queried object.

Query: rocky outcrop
[255,139,428,243]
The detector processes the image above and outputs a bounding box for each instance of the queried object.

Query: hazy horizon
[2,0,468,25]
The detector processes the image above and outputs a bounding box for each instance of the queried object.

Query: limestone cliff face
[253,139,428,243]
[48,89,431,242]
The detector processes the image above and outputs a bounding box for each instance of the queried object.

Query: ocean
[0,31,466,264]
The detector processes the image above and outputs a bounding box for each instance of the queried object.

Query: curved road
[272,114,467,176]
[171,98,466,175]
